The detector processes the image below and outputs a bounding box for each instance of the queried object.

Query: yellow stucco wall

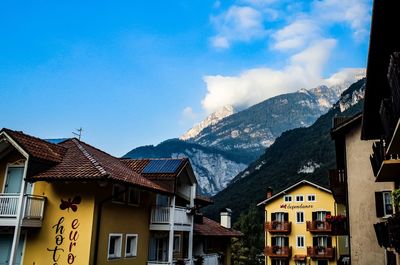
[96,186,155,265]
[23,182,96,265]
[264,183,336,265]
[21,181,157,265]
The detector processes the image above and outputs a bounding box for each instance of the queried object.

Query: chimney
[220,208,232,229]
[266,186,273,199]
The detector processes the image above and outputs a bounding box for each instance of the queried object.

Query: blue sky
[0,0,372,156]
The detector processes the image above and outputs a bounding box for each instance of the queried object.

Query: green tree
[231,205,264,265]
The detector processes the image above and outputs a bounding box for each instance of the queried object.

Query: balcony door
[148,233,169,262]
[3,166,32,195]
[0,234,25,265]
[272,212,288,230]
[4,167,24,193]
[313,236,331,254]
[314,211,330,229]
[272,236,288,254]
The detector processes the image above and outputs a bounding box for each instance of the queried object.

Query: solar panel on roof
[142,159,182,174]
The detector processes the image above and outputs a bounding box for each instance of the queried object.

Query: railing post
[9,159,29,265]
[168,196,175,264]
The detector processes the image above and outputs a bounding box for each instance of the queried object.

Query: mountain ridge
[204,78,366,222]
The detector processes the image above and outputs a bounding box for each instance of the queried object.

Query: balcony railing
[0,194,46,219]
[307,246,335,259]
[329,169,346,203]
[0,194,46,227]
[306,221,332,233]
[265,246,292,258]
[370,139,400,182]
[265,221,291,233]
[147,259,191,265]
[200,253,219,265]
[374,214,400,252]
[150,206,191,226]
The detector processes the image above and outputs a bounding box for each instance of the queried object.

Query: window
[128,187,140,206]
[375,191,393,217]
[272,212,287,222]
[125,234,138,257]
[296,235,305,248]
[173,235,181,252]
[272,260,288,265]
[296,212,304,223]
[295,195,304,202]
[284,195,292,202]
[156,194,170,207]
[112,185,126,203]
[383,191,393,216]
[108,234,122,259]
[296,261,306,265]
[307,194,316,202]
[313,211,330,221]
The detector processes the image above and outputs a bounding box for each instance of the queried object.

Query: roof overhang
[361,0,400,140]
[0,131,29,159]
[331,113,363,139]
[257,180,331,206]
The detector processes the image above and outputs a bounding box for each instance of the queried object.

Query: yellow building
[0,128,196,265]
[0,128,240,265]
[258,180,339,265]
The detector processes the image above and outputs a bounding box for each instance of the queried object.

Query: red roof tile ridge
[122,157,188,161]
[71,138,108,176]
[1,128,67,162]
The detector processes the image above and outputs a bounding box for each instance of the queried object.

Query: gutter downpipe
[92,184,128,265]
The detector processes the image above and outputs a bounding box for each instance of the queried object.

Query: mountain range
[124,70,365,195]
[204,78,366,222]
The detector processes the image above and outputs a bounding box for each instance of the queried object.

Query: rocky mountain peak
[180,105,235,140]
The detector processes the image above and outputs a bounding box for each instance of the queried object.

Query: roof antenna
[72,128,83,140]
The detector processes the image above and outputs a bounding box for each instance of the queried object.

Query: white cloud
[211,36,230,49]
[273,19,321,51]
[210,6,267,48]
[312,0,371,41]
[202,39,337,113]
[181,107,197,121]
[324,68,366,87]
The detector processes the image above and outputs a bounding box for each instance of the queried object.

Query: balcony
[325,215,348,235]
[377,53,400,154]
[329,169,346,204]
[265,221,292,234]
[265,246,292,258]
[370,139,400,182]
[0,194,46,227]
[147,259,191,265]
[374,214,400,252]
[307,246,335,259]
[306,221,332,233]
[198,253,220,265]
[150,206,192,231]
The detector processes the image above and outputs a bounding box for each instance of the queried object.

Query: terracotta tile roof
[1,128,66,163]
[33,139,170,193]
[195,195,214,206]
[194,217,243,237]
